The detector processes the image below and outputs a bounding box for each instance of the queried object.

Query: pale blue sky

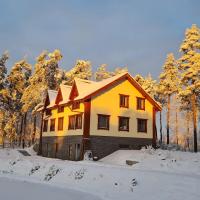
[0,0,200,78]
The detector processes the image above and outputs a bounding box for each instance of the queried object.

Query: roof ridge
[48,89,57,93]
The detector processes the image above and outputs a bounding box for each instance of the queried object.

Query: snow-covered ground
[0,147,199,200]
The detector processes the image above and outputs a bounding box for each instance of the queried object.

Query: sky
[0,0,200,78]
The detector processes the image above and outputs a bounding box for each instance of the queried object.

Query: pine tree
[34,50,62,154]
[5,60,31,146]
[112,67,128,75]
[0,52,9,90]
[65,60,92,85]
[21,49,63,147]
[179,24,200,152]
[45,49,62,90]
[134,73,157,97]
[0,52,9,147]
[95,64,112,81]
[154,82,166,145]
[95,65,127,81]
[159,53,179,144]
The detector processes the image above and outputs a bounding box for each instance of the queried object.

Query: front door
[75,144,81,161]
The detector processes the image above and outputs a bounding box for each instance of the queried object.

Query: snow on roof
[47,90,58,108]
[58,84,72,105]
[74,72,128,100]
[48,90,58,102]
[46,72,161,110]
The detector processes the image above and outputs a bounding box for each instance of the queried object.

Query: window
[68,114,82,130]
[68,116,76,130]
[76,114,82,129]
[43,120,48,132]
[58,106,64,113]
[46,109,52,116]
[119,94,129,108]
[72,101,80,110]
[119,117,129,131]
[58,117,64,131]
[137,97,145,110]
[50,119,55,131]
[97,114,110,130]
[137,118,147,133]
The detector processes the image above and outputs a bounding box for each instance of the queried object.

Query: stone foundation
[89,136,152,159]
[41,135,152,160]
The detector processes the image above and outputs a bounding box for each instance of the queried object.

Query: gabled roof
[54,84,72,106]
[46,90,58,108]
[70,72,161,111]
[44,72,161,111]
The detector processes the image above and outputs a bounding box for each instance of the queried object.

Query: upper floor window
[137,97,145,110]
[137,118,147,133]
[43,120,48,132]
[72,101,80,110]
[46,109,52,116]
[58,106,64,113]
[76,114,82,129]
[119,94,129,108]
[118,116,129,131]
[58,117,64,131]
[50,118,55,132]
[97,114,110,130]
[68,114,82,130]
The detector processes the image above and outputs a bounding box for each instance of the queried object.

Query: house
[40,72,161,160]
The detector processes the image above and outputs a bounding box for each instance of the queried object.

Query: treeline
[0,50,127,148]
[0,24,199,152]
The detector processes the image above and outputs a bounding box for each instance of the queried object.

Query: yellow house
[41,72,161,160]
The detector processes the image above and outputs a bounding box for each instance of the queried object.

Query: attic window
[58,106,64,113]
[119,94,129,108]
[58,117,64,131]
[72,101,80,110]
[137,97,145,110]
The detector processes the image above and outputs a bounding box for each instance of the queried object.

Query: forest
[0,24,199,152]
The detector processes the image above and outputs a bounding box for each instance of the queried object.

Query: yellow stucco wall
[90,79,153,138]
[43,103,84,137]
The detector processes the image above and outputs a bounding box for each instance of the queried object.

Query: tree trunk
[160,111,163,144]
[175,106,178,145]
[166,94,170,144]
[2,135,5,149]
[191,93,198,152]
[32,114,37,145]
[186,111,190,150]
[19,115,24,147]
[38,111,44,155]
[22,112,27,149]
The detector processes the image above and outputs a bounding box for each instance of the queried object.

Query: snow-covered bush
[29,165,40,176]
[44,165,61,181]
[141,145,155,155]
[74,168,87,180]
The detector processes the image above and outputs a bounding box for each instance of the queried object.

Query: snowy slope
[0,148,199,200]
